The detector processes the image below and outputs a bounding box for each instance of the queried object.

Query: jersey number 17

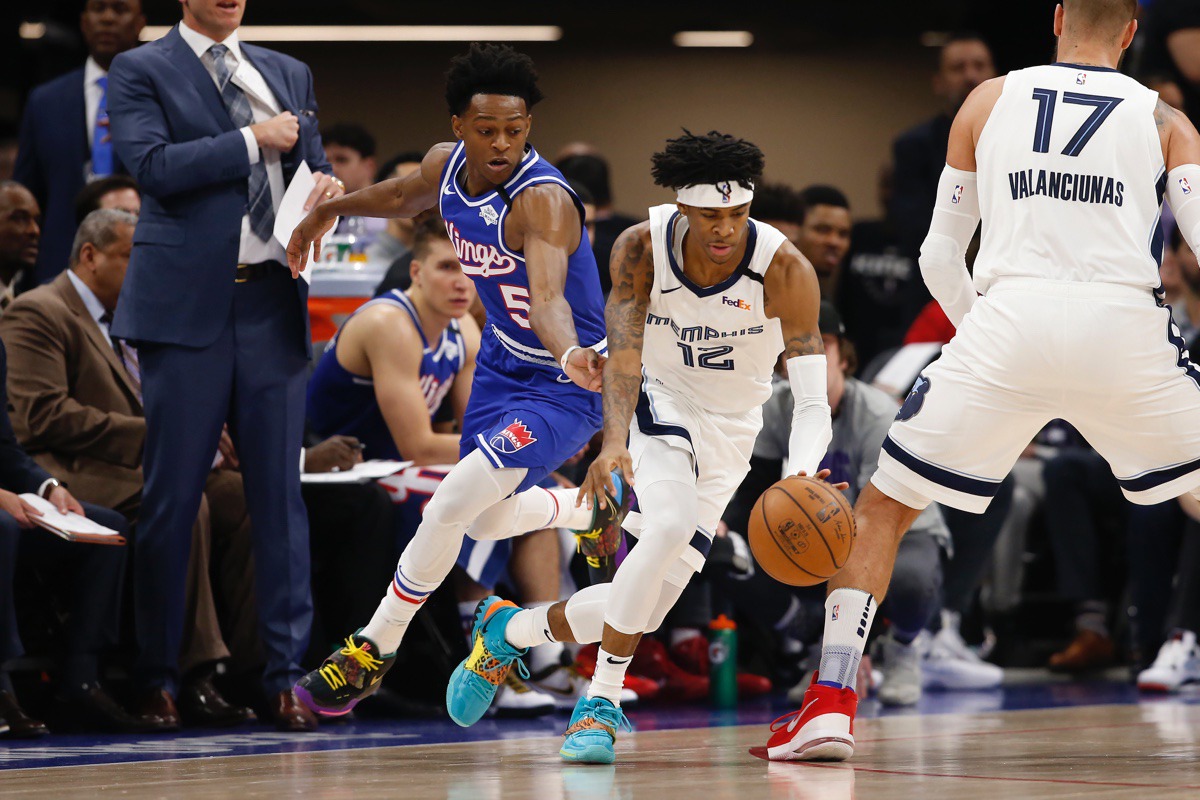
[1030,88,1123,157]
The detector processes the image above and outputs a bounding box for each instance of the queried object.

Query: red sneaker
[766,673,858,762]
[736,672,772,697]
[670,635,710,675]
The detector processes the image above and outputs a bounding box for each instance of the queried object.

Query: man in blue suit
[14,0,145,287]
[108,0,343,731]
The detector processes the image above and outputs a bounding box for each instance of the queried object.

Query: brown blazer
[0,272,145,511]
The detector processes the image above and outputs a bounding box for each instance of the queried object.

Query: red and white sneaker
[766,674,858,762]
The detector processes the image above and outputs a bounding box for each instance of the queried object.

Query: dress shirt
[84,57,107,151]
[177,22,286,265]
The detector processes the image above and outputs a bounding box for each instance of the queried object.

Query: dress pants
[135,269,311,694]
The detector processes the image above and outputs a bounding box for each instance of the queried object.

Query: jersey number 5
[499,285,531,330]
[1030,88,1123,157]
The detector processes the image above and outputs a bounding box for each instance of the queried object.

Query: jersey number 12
[1030,88,1123,157]
[677,342,735,371]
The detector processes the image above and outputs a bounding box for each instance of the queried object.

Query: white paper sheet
[19,494,123,536]
[300,459,411,484]
[273,161,325,283]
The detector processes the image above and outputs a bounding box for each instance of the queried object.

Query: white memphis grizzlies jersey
[973,63,1166,293]
[644,203,788,415]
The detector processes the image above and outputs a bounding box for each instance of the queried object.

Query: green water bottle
[709,615,738,709]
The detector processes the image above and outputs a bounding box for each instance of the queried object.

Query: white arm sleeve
[1168,164,1200,255]
[919,165,981,328]
[785,354,833,477]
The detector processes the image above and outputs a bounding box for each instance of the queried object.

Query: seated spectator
[368,152,424,273]
[74,174,141,224]
[836,164,931,370]
[556,148,640,292]
[0,182,40,311]
[748,182,804,248]
[322,122,385,246]
[0,333,139,735]
[796,185,852,298]
[0,210,258,729]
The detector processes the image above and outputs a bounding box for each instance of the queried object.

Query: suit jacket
[13,67,126,288]
[107,26,331,351]
[0,273,144,510]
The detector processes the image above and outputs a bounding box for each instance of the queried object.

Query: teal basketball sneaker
[446,596,528,727]
[560,696,632,764]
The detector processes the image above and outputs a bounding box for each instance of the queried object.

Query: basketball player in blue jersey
[287,44,627,717]
[443,131,841,763]
[771,0,1200,762]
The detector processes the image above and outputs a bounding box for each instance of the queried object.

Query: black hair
[750,182,804,224]
[565,179,595,207]
[444,43,544,117]
[651,130,764,192]
[74,174,140,225]
[375,151,426,184]
[557,154,611,206]
[798,184,849,223]
[320,123,376,159]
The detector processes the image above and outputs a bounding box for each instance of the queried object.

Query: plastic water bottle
[709,614,738,709]
[345,216,368,262]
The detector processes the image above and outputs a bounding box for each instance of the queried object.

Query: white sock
[505,603,555,649]
[543,487,595,530]
[587,648,630,705]
[817,588,877,690]
[525,602,566,674]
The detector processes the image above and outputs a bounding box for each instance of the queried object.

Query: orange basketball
[747,475,856,587]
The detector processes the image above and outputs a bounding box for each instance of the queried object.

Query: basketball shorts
[623,377,763,572]
[461,339,602,495]
[378,465,561,589]
[876,278,1200,514]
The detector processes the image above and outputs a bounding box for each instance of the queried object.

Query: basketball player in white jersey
[768,0,1200,762]
[443,130,839,763]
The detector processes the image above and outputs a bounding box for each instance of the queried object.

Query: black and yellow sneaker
[294,632,396,717]
[574,472,633,582]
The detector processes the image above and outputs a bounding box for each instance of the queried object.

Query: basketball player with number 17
[769,0,1200,762]
[444,130,841,764]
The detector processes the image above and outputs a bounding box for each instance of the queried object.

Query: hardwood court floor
[4,699,1200,799]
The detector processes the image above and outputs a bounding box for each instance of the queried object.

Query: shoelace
[567,700,633,738]
[319,636,385,690]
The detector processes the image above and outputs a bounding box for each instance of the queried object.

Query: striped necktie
[207,43,274,242]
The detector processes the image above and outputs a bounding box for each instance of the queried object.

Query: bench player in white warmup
[768,0,1200,762]
[445,130,838,764]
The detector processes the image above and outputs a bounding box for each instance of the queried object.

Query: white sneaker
[922,613,1003,690]
[490,671,556,717]
[529,664,638,711]
[878,634,922,707]
[1137,630,1200,693]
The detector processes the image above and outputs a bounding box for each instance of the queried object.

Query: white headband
[676,181,754,208]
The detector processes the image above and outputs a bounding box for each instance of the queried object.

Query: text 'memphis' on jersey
[642,204,788,416]
[973,63,1167,293]
[437,142,606,371]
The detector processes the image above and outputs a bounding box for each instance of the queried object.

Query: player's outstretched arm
[765,244,835,482]
[1160,100,1200,256]
[577,223,654,510]
[515,184,602,391]
[286,143,451,277]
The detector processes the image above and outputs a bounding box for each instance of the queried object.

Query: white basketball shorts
[875,277,1200,513]
[623,376,762,572]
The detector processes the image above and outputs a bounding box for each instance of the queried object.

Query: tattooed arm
[577,222,654,509]
[764,242,835,478]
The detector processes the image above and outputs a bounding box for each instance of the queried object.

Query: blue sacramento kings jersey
[307,290,465,460]
[437,142,606,368]
[437,142,605,494]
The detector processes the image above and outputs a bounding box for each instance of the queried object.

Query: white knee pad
[561,555,695,643]
[425,449,526,529]
[644,558,695,633]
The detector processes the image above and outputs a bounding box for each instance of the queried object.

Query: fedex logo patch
[722,295,751,310]
[490,420,538,454]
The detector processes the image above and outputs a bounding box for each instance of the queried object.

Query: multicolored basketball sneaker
[446,596,528,727]
[574,472,633,581]
[294,632,396,717]
[560,696,632,764]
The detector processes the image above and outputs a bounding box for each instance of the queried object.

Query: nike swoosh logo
[606,656,631,665]
[661,286,683,294]
[370,675,382,686]
[556,374,574,384]
[788,699,819,733]
[443,185,455,195]
[544,628,553,641]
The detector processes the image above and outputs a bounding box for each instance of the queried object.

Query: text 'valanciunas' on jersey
[643,204,788,415]
[973,63,1167,293]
